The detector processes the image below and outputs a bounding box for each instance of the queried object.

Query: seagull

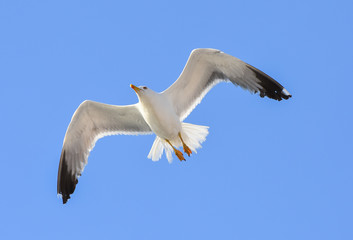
[57,48,292,204]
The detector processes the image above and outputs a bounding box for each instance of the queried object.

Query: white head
[130,84,158,102]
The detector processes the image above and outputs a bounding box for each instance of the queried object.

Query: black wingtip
[246,64,292,101]
[57,150,78,204]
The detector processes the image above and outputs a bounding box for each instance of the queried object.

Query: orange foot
[182,143,192,157]
[174,149,185,161]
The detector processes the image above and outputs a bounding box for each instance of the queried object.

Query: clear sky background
[1,0,352,239]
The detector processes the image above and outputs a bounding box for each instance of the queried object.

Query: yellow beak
[130,84,141,93]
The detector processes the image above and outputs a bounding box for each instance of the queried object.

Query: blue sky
[1,0,352,239]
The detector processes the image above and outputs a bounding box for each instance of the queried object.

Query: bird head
[130,84,156,101]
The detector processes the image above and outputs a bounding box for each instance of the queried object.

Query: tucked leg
[178,132,192,157]
[165,139,185,161]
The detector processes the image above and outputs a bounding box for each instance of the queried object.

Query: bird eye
[143,87,147,90]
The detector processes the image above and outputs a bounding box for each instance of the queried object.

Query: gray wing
[162,48,292,121]
[57,100,152,204]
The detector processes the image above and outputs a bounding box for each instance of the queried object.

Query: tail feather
[180,122,209,152]
[147,137,164,161]
[147,122,209,163]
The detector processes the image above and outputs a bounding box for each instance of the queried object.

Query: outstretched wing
[162,48,292,121]
[57,100,152,204]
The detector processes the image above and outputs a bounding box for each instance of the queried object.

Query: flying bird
[57,48,292,204]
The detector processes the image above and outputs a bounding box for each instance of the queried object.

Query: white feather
[147,122,209,163]
[61,100,152,176]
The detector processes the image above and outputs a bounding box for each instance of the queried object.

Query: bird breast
[138,94,181,140]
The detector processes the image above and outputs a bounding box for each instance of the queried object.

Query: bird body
[131,85,208,163]
[57,48,292,204]
[136,88,181,140]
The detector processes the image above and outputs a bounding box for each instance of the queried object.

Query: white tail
[147,122,209,163]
